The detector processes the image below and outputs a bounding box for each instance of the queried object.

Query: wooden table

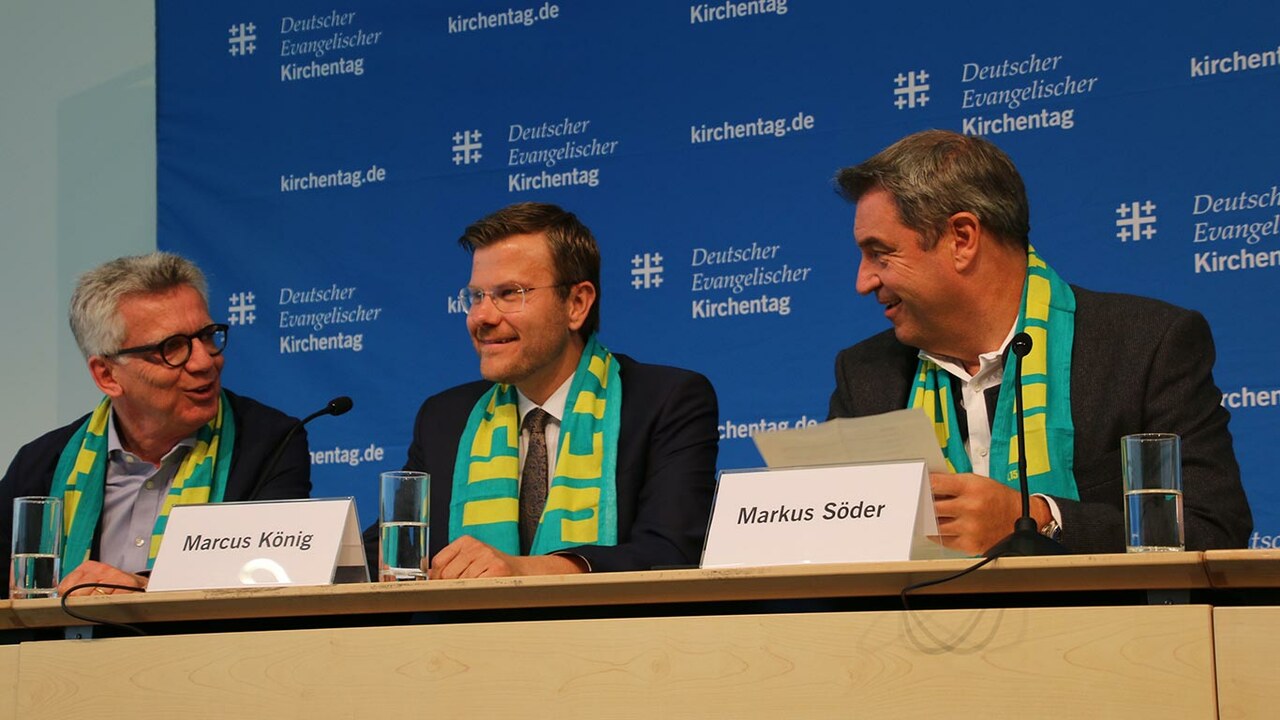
[1,551,1275,720]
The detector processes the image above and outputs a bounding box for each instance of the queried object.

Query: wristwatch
[1039,517,1063,541]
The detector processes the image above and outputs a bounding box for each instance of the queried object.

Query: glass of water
[10,496,62,599]
[1121,433,1184,552]
[379,471,429,581]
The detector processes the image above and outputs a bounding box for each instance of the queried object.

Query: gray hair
[69,252,209,359]
[835,129,1030,250]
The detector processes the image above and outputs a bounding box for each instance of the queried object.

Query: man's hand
[424,535,586,579]
[930,473,1052,555]
[57,560,148,597]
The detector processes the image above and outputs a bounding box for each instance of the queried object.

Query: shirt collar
[516,373,574,426]
[919,322,1018,384]
[106,407,199,466]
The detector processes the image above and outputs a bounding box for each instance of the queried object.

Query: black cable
[899,551,1004,611]
[58,582,148,636]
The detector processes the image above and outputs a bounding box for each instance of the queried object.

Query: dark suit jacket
[0,389,311,596]
[374,354,719,573]
[827,286,1252,553]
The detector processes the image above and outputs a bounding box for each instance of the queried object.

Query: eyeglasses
[458,284,568,314]
[111,323,229,368]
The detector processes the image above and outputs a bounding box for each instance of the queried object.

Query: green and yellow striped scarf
[49,392,235,573]
[909,247,1079,500]
[450,334,621,555]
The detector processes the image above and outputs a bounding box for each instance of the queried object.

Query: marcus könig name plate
[147,498,368,592]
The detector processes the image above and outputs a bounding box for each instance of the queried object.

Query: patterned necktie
[519,408,552,554]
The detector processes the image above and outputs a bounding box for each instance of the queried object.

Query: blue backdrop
[157,0,1280,547]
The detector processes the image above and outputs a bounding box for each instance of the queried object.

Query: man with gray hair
[0,252,310,597]
[828,129,1251,554]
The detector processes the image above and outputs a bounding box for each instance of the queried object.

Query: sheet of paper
[753,408,948,473]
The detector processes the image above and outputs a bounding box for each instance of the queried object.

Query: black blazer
[0,389,311,595]
[828,286,1252,553]
[372,354,719,573]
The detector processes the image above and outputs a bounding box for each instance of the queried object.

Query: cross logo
[228,22,257,57]
[1115,200,1158,241]
[630,253,664,290]
[452,130,483,165]
[228,291,257,325]
[893,70,930,110]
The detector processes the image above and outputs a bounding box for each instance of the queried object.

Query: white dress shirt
[920,326,1064,528]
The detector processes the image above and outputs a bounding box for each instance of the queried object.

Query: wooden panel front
[16,604,1216,719]
[1215,606,1280,719]
[0,644,18,720]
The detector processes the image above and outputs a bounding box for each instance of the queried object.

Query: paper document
[753,408,948,472]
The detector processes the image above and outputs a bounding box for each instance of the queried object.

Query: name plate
[147,498,369,592]
[700,461,940,568]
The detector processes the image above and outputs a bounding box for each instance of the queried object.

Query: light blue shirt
[100,410,195,572]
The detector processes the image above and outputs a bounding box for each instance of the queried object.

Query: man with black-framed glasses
[367,202,719,578]
[0,252,312,598]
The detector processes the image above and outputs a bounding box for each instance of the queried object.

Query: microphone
[985,333,1067,557]
[249,396,354,501]
[310,396,354,421]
